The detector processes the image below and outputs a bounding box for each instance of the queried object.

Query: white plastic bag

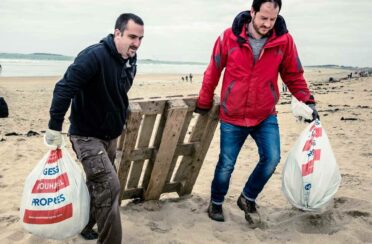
[20,147,90,240]
[282,120,341,211]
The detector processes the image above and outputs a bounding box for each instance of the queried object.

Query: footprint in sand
[5,231,25,242]
[294,211,344,234]
[146,221,172,233]
[289,196,372,235]
[0,215,20,226]
[345,210,370,218]
[340,173,362,186]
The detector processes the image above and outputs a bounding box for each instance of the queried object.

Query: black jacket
[48,34,137,140]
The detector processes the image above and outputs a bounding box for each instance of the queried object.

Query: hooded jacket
[197,11,315,127]
[48,34,137,140]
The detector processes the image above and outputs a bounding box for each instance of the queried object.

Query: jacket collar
[101,34,137,66]
[232,11,288,44]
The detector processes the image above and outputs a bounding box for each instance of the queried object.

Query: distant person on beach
[189,73,193,82]
[182,76,185,81]
[45,13,144,243]
[185,75,188,82]
[195,0,318,223]
[0,64,2,74]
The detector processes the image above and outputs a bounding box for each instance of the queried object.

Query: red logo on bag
[302,128,322,151]
[32,173,70,193]
[47,149,63,164]
[23,203,73,224]
[302,123,323,176]
[302,149,321,176]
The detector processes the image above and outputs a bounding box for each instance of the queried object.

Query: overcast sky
[1,0,371,67]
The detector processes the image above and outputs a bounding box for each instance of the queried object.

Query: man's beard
[127,47,137,57]
[252,18,271,37]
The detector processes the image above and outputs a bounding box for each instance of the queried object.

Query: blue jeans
[211,115,281,204]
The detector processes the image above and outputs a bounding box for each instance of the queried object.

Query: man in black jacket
[46,13,144,244]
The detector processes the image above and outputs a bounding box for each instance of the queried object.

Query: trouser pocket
[81,154,108,181]
[92,181,112,208]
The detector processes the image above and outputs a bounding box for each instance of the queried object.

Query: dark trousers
[70,135,122,244]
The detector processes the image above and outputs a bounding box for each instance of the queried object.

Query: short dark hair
[115,13,144,33]
[252,0,282,12]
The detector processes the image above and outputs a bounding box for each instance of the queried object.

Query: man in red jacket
[196,0,318,223]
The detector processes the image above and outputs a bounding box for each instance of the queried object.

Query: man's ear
[250,7,255,18]
[114,29,122,37]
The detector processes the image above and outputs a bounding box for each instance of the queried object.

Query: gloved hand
[45,129,63,147]
[304,104,320,123]
[194,106,210,115]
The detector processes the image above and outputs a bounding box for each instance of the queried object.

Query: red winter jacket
[197,11,315,127]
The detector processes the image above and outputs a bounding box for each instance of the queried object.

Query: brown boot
[237,194,258,224]
[208,202,225,222]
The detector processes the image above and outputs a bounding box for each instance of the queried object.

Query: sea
[0,58,207,77]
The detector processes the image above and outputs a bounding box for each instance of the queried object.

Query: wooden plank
[182,97,197,111]
[138,100,166,115]
[164,97,197,182]
[141,104,168,190]
[176,96,220,196]
[122,188,144,200]
[121,182,181,200]
[128,143,195,161]
[144,99,188,200]
[165,110,193,182]
[119,98,164,150]
[130,97,145,101]
[129,148,153,161]
[173,98,214,182]
[162,182,182,193]
[117,129,126,151]
[117,102,142,200]
[173,155,193,184]
[127,114,157,188]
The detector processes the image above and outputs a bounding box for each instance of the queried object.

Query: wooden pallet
[116,95,220,201]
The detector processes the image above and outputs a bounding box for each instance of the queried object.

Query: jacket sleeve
[48,50,99,131]
[197,31,228,109]
[279,34,315,104]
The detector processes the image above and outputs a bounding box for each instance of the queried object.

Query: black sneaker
[80,228,99,240]
[237,194,258,224]
[208,202,225,222]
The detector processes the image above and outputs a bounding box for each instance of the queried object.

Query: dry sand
[0,68,371,243]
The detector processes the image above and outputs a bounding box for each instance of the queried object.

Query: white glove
[45,129,63,148]
[291,96,313,121]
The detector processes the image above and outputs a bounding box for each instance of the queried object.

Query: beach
[0,68,371,243]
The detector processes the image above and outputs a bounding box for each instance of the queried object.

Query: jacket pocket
[221,80,236,115]
[221,80,246,116]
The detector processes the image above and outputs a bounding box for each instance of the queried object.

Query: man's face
[251,2,280,38]
[114,19,144,59]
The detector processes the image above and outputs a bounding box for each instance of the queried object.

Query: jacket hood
[232,11,288,43]
[100,34,137,65]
